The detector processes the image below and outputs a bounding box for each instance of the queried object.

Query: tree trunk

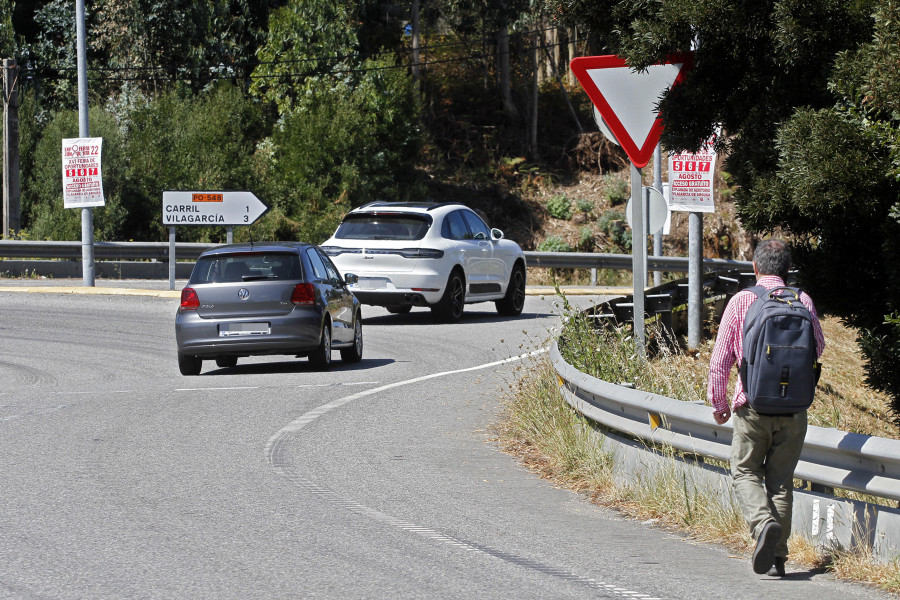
[411,0,420,84]
[529,34,539,161]
[567,27,578,86]
[498,26,518,118]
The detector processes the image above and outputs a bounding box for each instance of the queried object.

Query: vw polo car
[175,242,363,375]
[321,202,526,322]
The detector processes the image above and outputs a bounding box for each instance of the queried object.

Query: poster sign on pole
[667,143,716,212]
[62,137,104,208]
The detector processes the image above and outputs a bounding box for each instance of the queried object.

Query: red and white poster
[667,143,715,212]
[62,137,105,208]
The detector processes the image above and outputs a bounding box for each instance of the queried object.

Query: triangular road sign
[571,54,693,168]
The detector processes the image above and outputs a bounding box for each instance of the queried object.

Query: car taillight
[291,283,316,305]
[399,248,444,259]
[180,287,200,311]
[320,246,361,257]
[364,248,444,258]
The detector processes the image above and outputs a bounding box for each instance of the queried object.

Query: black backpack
[739,286,822,415]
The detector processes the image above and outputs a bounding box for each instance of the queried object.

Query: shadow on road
[203,357,395,375]
[362,310,552,327]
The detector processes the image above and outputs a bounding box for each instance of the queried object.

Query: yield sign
[570,54,692,168]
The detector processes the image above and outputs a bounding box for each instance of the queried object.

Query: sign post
[571,54,692,352]
[162,190,269,290]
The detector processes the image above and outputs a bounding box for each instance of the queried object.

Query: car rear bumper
[175,311,322,357]
[350,290,434,307]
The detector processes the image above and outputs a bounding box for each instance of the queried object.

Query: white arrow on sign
[162,190,269,226]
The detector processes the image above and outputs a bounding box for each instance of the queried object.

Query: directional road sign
[570,54,693,168]
[162,190,269,226]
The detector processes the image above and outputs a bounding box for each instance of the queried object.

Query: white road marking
[264,348,659,598]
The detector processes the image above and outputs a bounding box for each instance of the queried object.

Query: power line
[20,28,590,83]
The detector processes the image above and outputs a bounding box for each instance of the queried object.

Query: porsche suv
[175,242,363,375]
[320,202,526,322]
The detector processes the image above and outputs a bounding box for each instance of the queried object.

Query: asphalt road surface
[0,286,888,599]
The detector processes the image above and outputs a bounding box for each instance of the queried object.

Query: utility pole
[76,0,95,286]
[2,58,19,238]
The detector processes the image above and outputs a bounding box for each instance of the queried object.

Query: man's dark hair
[753,239,791,279]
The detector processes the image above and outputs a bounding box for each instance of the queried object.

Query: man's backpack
[739,286,822,415]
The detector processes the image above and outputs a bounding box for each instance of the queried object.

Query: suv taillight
[180,287,200,310]
[291,283,316,305]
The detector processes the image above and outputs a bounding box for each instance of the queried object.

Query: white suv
[321,202,526,322]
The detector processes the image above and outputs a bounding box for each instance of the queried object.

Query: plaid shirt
[707,275,826,414]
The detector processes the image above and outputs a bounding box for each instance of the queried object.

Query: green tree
[0,0,14,58]
[267,59,424,243]
[250,0,357,114]
[749,0,900,413]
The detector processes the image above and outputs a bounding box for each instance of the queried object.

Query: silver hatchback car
[175,242,363,375]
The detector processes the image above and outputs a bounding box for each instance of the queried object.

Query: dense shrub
[597,209,632,251]
[546,194,573,220]
[537,235,572,252]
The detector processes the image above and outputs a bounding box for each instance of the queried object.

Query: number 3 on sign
[244,205,249,223]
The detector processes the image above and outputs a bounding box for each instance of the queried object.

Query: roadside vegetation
[497,297,900,594]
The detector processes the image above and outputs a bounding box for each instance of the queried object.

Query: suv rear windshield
[333,213,431,240]
[190,252,302,284]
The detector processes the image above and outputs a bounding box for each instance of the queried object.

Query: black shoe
[752,521,782,574]
[767,557,786,577]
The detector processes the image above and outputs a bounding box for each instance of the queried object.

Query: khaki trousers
[731,405,808,558]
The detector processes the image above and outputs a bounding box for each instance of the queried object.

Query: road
[0,286,887,599]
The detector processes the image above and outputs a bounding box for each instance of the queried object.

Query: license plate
[357,277,388,290]
[219,322,270,337]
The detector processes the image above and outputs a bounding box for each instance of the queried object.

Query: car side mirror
[344,273,358,285]
[491,228,504,240]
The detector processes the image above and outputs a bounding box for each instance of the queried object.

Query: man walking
[708,239,826,576]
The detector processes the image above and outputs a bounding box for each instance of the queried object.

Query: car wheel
[431,270,465,323]
[495,264,526,316]
[215,356,238,368]
[309,322,332,370]
[178,352,202,376]
[386,305,412,314]
[340,315,364,363]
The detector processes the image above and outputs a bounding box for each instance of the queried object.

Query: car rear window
[333,213,431,240]
[190,252,302,284]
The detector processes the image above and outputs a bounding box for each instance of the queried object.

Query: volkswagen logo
[237,288,250,301]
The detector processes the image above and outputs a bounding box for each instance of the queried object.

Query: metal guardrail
[550,315,900,502]
[0,240,752,275]
[0,240,216,260]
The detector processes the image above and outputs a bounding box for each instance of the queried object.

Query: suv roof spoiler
[356,201,467,211]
